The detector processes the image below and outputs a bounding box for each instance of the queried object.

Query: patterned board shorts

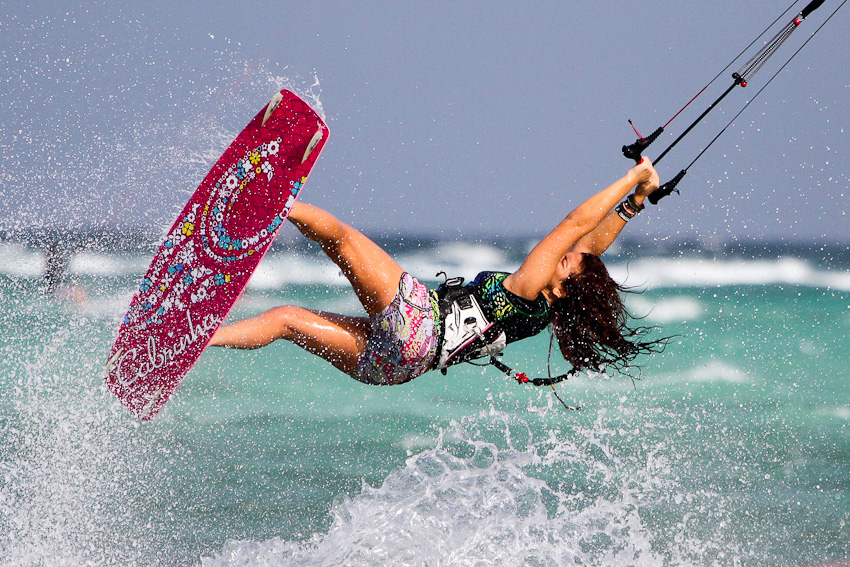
[350,272,439,386]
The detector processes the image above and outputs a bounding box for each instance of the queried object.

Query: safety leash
[487,357,581,411]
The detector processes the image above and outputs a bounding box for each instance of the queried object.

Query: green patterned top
[468,271,552,344]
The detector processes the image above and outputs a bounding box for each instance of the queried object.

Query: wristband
[615,202,635,222]
[622,200,639,216]
[627,194,645,212]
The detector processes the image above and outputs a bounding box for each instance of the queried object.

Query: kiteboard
[104,89,329,420]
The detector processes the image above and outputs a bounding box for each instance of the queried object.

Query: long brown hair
[551,253,664,373]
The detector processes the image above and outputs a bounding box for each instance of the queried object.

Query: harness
[433,275,506,370]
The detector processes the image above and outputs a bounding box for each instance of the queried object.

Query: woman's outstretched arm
[570,169,660,256]
[505,158,657,300]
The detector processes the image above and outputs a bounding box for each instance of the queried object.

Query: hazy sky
[2,1,848,243]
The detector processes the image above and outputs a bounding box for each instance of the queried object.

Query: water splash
[0,305,162,566]
[200,408,749,567]
[0,10,324,235]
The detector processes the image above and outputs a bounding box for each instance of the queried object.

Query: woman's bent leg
[288,202,405,317]
[208,306,370,375]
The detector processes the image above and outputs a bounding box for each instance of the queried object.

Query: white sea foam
[398,241,516,281]
[608,256,850,291]
[200,409,740,567]
[248,253,347,288]
[821,406,850,420]
[685,361,751,384]
[0,242,46,278]
[627,295,704,323]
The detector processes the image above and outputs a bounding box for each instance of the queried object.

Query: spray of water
[200,405,752,567]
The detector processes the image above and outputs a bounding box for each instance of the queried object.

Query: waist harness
[434,276,506,370]
[434,271,550,369]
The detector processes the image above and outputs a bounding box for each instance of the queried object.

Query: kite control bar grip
[801,0,826,19]
[648,169,686,205]
[622,126,664,162]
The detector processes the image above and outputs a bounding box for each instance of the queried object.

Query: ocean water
[0,237,849,567]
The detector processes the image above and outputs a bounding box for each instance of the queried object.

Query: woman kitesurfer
[209,157,664,385]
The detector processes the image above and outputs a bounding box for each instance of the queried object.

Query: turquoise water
[1,247,849,566]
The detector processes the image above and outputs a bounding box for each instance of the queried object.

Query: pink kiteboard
[104,90,329,420]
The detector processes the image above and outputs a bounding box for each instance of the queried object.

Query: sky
[2,0,849,243]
